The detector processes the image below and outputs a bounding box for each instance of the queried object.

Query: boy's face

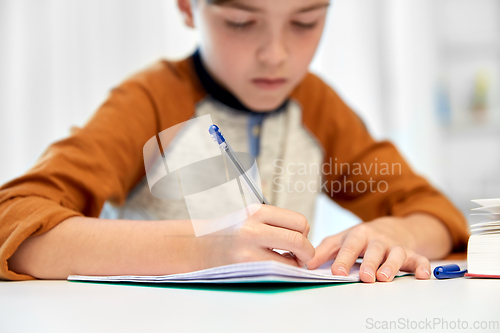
[180,0,329,112]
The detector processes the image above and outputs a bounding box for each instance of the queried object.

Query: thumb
[307,234,343,270]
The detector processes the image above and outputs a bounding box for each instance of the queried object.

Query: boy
[0,0,468,283]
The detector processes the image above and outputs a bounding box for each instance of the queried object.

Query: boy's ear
[177,0,195,28]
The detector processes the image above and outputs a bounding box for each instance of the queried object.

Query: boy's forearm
[401,213,453,260]
[8,216,203,279]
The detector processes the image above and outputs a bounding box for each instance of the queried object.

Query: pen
[433,264,467,279]
[208,124,269,205]
[208,124,306,268]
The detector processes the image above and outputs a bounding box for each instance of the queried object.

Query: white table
[1,261,499,333]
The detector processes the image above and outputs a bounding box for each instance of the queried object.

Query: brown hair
[206,0,234,4]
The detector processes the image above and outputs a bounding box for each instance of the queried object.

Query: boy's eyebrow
[220,1,330,14]
[295,2,330,14]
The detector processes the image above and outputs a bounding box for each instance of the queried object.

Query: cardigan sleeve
[0,79,160,280]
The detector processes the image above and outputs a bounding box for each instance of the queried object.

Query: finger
[359,240,387,283]
[376,246,406,282]
[252,205,309,235]
[306,234,344,270]
[258,224,315,265]
[304,223,310,238]
[331,231,367,276]
[400,252,431,280]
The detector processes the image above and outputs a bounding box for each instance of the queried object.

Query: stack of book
[466,198,500,278]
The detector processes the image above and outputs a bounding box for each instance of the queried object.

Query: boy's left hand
[307,216,434,283]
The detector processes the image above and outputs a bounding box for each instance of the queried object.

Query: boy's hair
[205,0,233,4]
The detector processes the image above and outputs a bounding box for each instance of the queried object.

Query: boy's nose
[256,33,288,68]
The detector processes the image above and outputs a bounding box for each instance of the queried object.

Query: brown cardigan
[0,56,469,280]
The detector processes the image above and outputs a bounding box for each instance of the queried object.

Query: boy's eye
[225,20,255,29]
[292,21,319,29]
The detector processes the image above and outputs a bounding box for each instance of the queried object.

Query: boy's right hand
[200,205,315,268]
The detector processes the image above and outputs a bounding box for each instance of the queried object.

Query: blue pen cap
[433,264,467,279]
[208,124,226,144]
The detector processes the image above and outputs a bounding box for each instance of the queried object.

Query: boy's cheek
[208,39,257,79]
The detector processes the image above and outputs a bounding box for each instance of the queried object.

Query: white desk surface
[1,260,499,333]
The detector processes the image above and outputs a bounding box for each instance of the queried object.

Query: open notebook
[68,260,411,284]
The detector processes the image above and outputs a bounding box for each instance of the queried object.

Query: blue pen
[208,124,269,205]
[433,264,467,279]
[208,124,305,266]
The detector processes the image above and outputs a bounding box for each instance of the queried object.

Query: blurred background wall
[1,0,499,245]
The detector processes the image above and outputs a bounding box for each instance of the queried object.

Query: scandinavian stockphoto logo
[142,114,262,237]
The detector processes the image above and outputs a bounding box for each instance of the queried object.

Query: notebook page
[68,260,412,284]
[68,260,361,284]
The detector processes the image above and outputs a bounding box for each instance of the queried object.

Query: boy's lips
[251,78,287,90]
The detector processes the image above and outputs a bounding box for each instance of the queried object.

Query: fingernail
[363,267,375,281]
[423,268,431,278]
[336,266,348,276]
[380,267,392,280]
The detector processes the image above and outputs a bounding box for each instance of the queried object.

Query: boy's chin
[240,95,288,112]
